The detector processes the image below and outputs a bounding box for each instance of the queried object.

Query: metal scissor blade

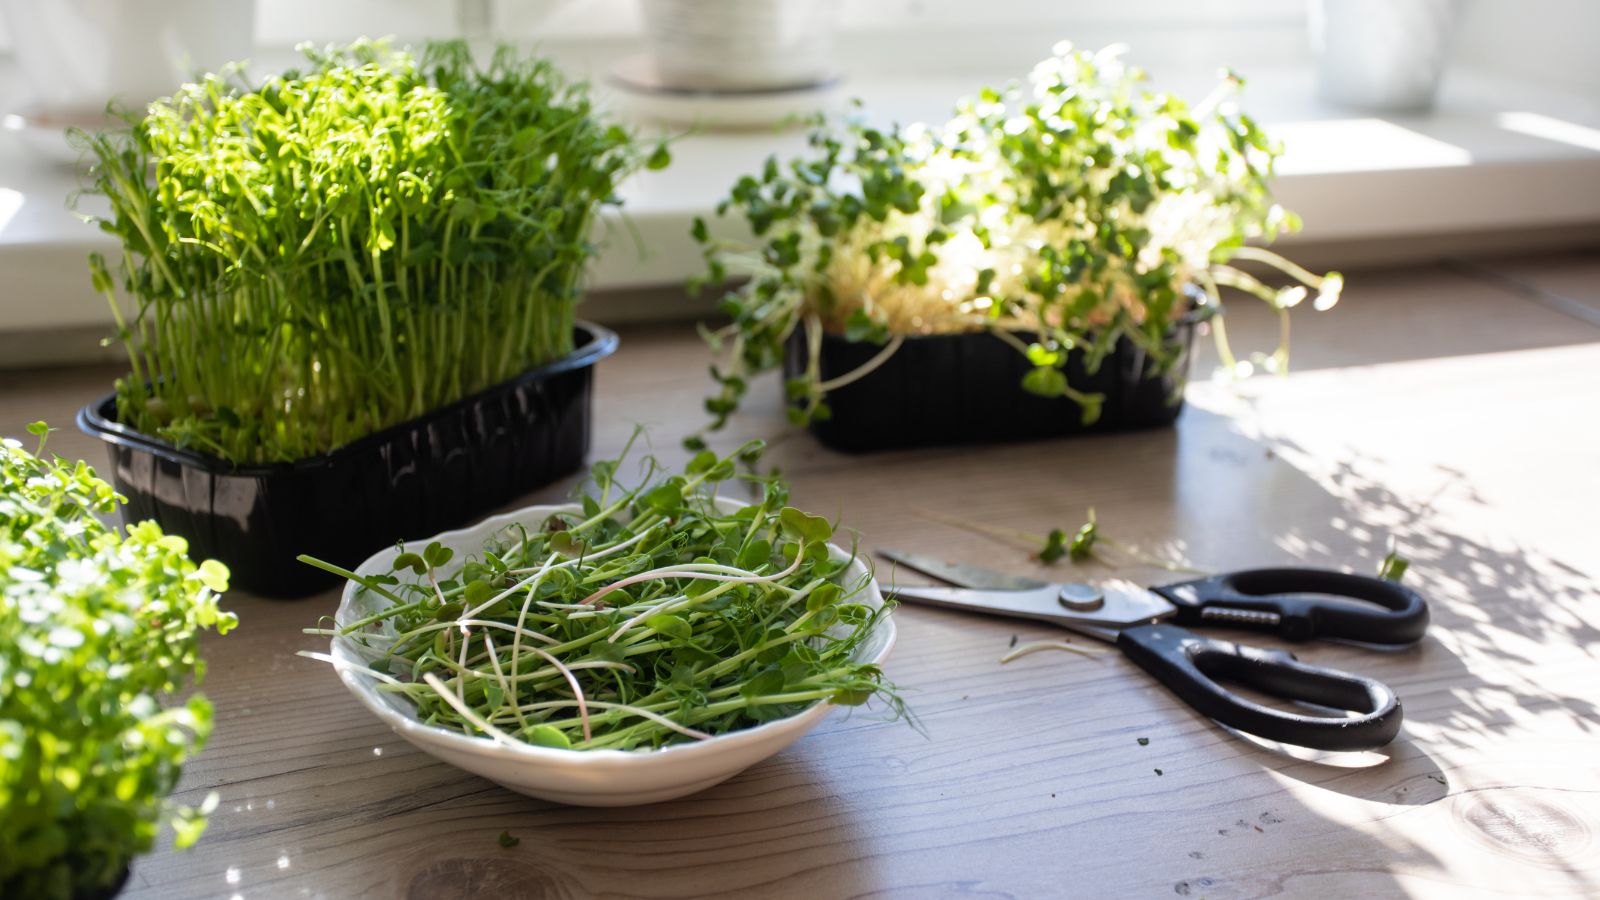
[889,583,1078,628]
[876,548,1049,591]
[893,579,1181,644]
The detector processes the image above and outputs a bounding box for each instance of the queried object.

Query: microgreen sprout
[1378,537,1411,583]
[926,506,1412,590]
[690,42,1340,441]
[1,425,236,899]
[999,641,1105,664]
[80,40,668,463]
[300,437,907,750]
[1037,508,1206,574]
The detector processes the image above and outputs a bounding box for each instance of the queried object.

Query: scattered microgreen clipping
[1036,508,1205,574]
[1378,537,1410,583]
[1039,510,1101,565]
[300,437,907,751]
[498,831,520,849]
[922,505,1410,592]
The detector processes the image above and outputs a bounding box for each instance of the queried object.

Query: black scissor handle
[1118,624,1403,752]
[1152,567,1429,645]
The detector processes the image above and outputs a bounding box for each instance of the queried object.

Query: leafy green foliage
[81,40,668,464]
[1068,515,1100,563]
[304,438,905,751]
[498,830,521,848]
[1378,538,1410,583]
[0,427,236,899]
[1039,528,1068,564]
[1037,511,1100,564]
[690,42,1340,437]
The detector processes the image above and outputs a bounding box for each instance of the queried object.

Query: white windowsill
[2,62,1598,336]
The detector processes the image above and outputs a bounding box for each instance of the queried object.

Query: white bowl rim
[331,497,896,769]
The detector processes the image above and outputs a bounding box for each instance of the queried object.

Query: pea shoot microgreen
[301,438,907,751]
[1,425,237,900]
[689,42,1341,442]
[80,40,668,464]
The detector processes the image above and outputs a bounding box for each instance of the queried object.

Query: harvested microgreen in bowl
[301,438,903,804]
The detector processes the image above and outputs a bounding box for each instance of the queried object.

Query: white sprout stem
[562,605,645,620]
[1222,245,1330,287]
[468,521,666,621]
[421,673,523,748]
[518,644,593,743]
[481,632,525,731]
[504,520,661,577]
[510,554,564,715]
[401,618,561,646]
[1190,68,1240,121]
[469,520,669,625]
[815,334,907,393]
[1193,270,1240,374]
[581,561,767,584]
[428,567,448,608]
[580,552,804,607]
[464,553,556,620]
[456,618,472,704]
[498,699,713,742]
[999,641,1107,664]
[450,658,639,685]
[987,328,1033,358]
[1209,265,1278,303]
[452,638,638,678]
[608,576,749,644]
[296,650,407,687]
[607,593,693,644]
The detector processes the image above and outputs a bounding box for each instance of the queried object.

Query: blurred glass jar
[637,0,840,91]
[1309,0,1460,112]
[0,0,255,117]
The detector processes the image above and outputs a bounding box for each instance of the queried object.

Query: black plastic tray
[785,320,1195,452]
[78,322,617,598]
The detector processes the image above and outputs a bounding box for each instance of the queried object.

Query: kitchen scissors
[879,549,1430,751]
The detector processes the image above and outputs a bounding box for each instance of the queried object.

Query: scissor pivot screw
[1058,583,1105,611]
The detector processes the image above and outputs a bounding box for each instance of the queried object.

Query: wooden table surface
[4,256,1600,899]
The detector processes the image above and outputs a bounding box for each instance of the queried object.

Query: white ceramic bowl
[331,500,896,806]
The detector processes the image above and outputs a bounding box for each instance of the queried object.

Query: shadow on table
[728,401,1600,897]
[187,401,1599,900]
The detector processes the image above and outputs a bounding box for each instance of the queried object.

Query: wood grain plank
[2,261,1599,898]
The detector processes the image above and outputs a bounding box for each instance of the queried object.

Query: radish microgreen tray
[690,42,1342,439]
